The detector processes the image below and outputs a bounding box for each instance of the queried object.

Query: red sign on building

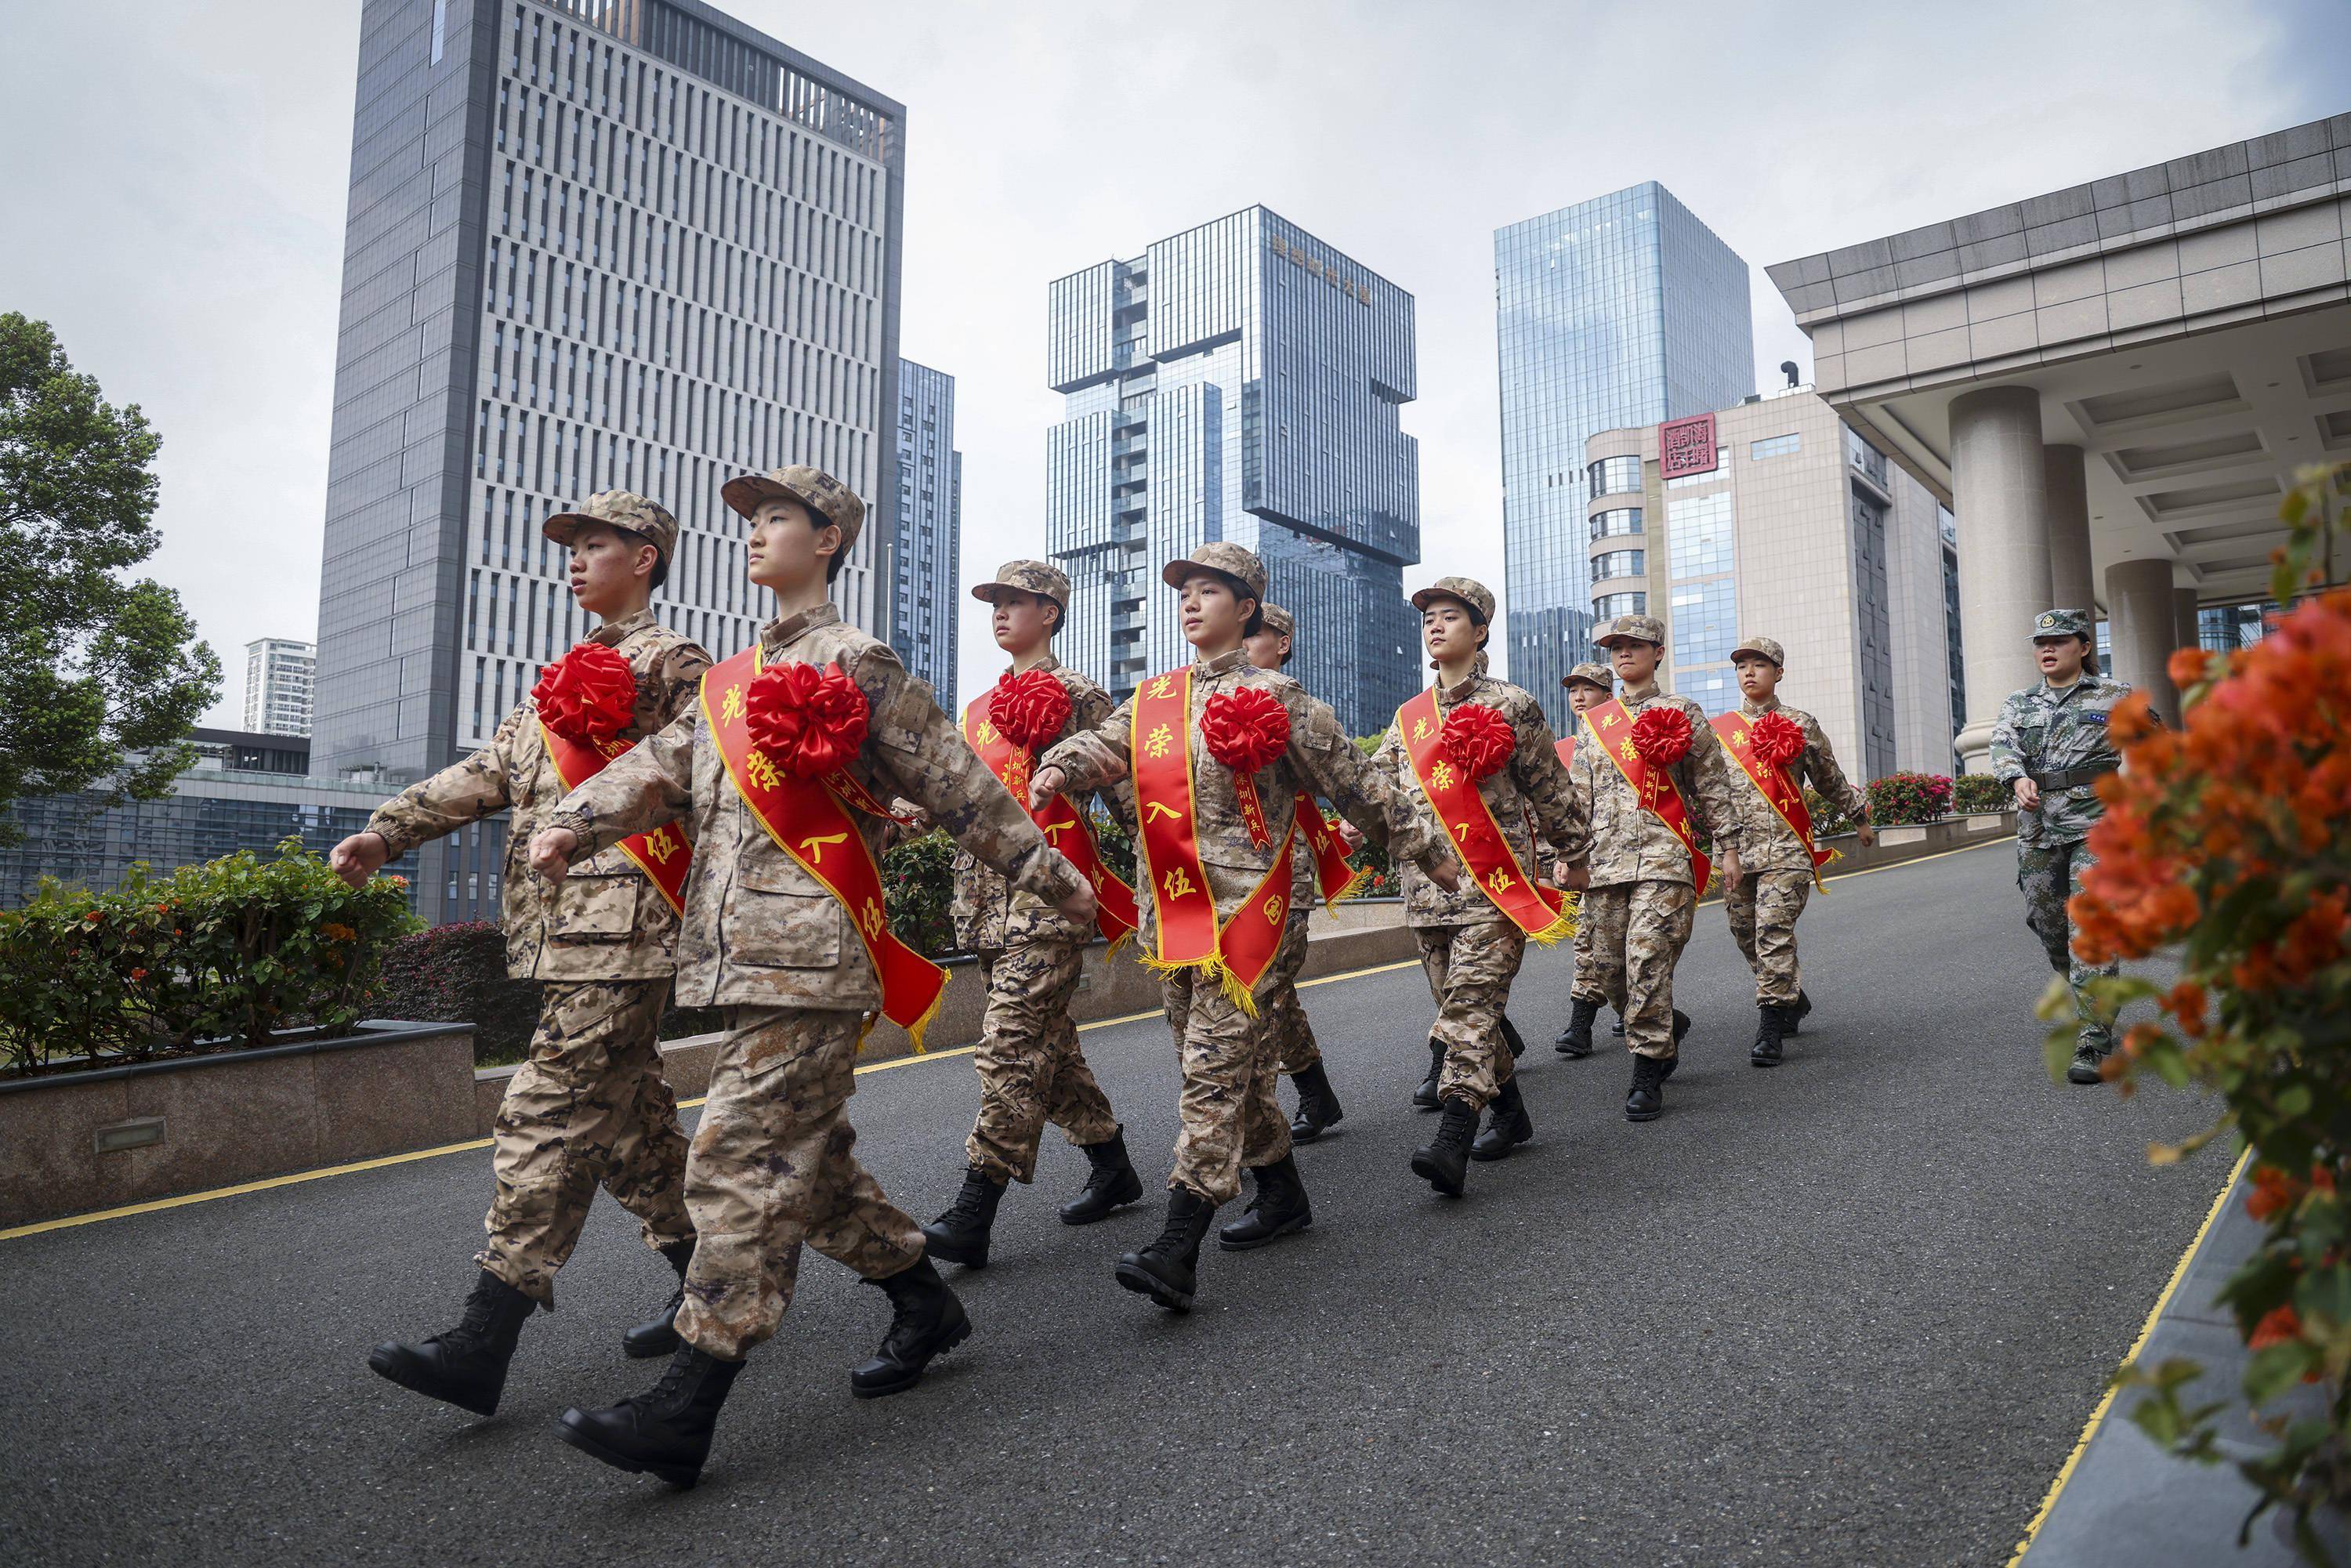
[1659,413,1719,480]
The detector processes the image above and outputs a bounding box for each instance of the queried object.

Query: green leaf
[2242,1341,2319,1406]
[2293,1266,2351,1332]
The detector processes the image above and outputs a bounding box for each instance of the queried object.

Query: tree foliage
[0,313,219,845]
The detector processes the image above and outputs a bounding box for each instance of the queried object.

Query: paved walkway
[0,842,2234,1566]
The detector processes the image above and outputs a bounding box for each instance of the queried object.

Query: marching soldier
[341,491,709,1421]
[527,466,1096,1487]
[1371,578,1586,1197]
[1987,608,2132,1085]
[1551,662,1620,1054]
[1031,543,1455,1311]
[920,561,1146,1269]
[1715,636,1875,1066]
[1242,603,1357,1145]
[1553,614,1743,1121]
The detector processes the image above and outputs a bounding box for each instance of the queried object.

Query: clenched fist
[528,826,579,885]
[328,831,389,889]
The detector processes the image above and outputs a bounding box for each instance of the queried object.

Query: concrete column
[2106,557,2181,724]
[1951,386,2051,771]
[2045,444,2096,614]
[2173,587,2203,659]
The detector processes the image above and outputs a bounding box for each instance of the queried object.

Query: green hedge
[1951,773,2010,814]
[0,840,418,1078]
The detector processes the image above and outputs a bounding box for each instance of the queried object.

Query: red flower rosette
[1630,704,1694,767]
[989,668,1072,753]
[531,641,637,745]
[1440,703,1516,781]
[746,661,869,779]
[1201,685,1292,775]
[1748,711,1806,770]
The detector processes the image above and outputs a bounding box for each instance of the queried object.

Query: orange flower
[321,922,358,943]
[129,968,148,981]
[2168,646,2212,689]
[2163,981,2208,1037]
[2248,1165,2306,1223]
[82,911,102,924]
[2248,1302,2303,1350]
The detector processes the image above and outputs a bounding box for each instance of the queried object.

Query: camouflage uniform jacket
[1371,670,1588,928]
[951,655,1128,951]
[546,603,1087,1011]
[1041,646,1435,940]
[1987,672,2132,848]
[366,607,711,980]
[1561,678,1742,888]
[1725,696,1870,875]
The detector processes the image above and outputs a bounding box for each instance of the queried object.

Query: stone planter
[0,1019,477,1229]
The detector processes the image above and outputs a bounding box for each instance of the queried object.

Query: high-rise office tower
[1045,206,1420,737]
[892,358,960,711]
[243,638,317,737]
[1494,183,1753,728]
[310,0,904,924]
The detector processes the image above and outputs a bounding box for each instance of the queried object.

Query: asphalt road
[0,839,2232,1567]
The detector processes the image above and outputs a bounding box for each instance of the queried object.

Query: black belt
[2028,762,2117,791]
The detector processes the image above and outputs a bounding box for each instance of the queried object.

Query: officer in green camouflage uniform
[1549,661,1619,1052]
[531,465,1096,1487]
[1036,542,1448,1312]
[1987,608,2132,1085]
[1371,578,1587,1197]
[346,491,709,1421]
[1555,614,1744,1121]
[922,560,1143,1269]
[1720,636,1874,1066]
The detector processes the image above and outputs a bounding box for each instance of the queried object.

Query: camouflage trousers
[1579,880,1698,1061]
[1567,891,1606,1004]
[2020,838,2119,1051]
[676,1006,926,1360]
[1724,870,1814,1006]
[1415,919,1526,1111]
[476,979,693,1307]
[965,940,1121,1184]
[1266,911,1321,1076]
[1161,965,1291,1206]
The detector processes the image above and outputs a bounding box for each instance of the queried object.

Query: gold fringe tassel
[1136,948,1262,1019]
[1525,904,1578,947]
[904,985,946,1056]
[1320,863,1374,914]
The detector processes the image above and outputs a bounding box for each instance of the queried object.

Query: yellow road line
[2005,1146,2251,1564]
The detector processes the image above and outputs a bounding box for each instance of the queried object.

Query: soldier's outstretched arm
[336,706,525,885]
[1037,693,1136,798]
[1288,690,1441,878]
[542,706,698,861]
[1513,710,1590,864]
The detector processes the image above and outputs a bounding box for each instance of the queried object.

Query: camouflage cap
[972,559,1070,610]
[1595,612,1666,649]
[1259,603,1295,639]
[1730,635,1786,668]
[1409,575,1495,625]
[1562,661,1615,691]
[542,491,679,565]
[720,465,866,553]
[1161,540,1268,602]
[2033,607,2094,639]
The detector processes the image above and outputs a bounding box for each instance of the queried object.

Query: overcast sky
[3,0,2344,725]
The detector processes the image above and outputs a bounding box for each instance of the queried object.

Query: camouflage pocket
[549,874,636,942]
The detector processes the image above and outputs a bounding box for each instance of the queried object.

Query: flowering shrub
[2072,462,2351,1549]
[371,921,542,1064]
[881,830,958,958]
[1952,773,2012,815]
[0,840,418,1077]
[1866,771,1953,825]
[1803,786,1853,839]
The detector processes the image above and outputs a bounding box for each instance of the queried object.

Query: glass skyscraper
[1045,206,1419,737]
[310,0,904,924]
[1494,183,1753,727]
[892,358,959,712]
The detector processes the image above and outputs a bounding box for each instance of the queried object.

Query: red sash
[1291,792,1367,910]
[1397,690,1571,942]
[1131,666,1291,1014]
[962,693,1140,951]
[1712,712,1836,889]
[1554,735,1575,770]
[1583,697,1712,891]
[540,722,692,914]
[701,646,947,1049]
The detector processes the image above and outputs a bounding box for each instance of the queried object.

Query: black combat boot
[1287,1062,1346,1143]
[1500,1015,1527,1059]
[1789,990,1812,1035]
[1114,1188,1219,1312]
[1471,1079,1534,1161]
[922,1167,1006,1268]
[1625,1053,1668,1122]
[1411,1037,1446,1110]
[367,1269,536,1417]
[1059,1126,1146,1224]
[1217,1154,1313,1250]
[622,1238,697,1360]
[1411,1095,1481,1197]
[1611,1014,1626,1037]
[849,1257,971,1399]
[1751,1004,1787,1068]
[2067,1042,2108,1085]
[1659,1009,1691,1080]
[1555,998,1600,1058]
[554,1344,743,1488]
